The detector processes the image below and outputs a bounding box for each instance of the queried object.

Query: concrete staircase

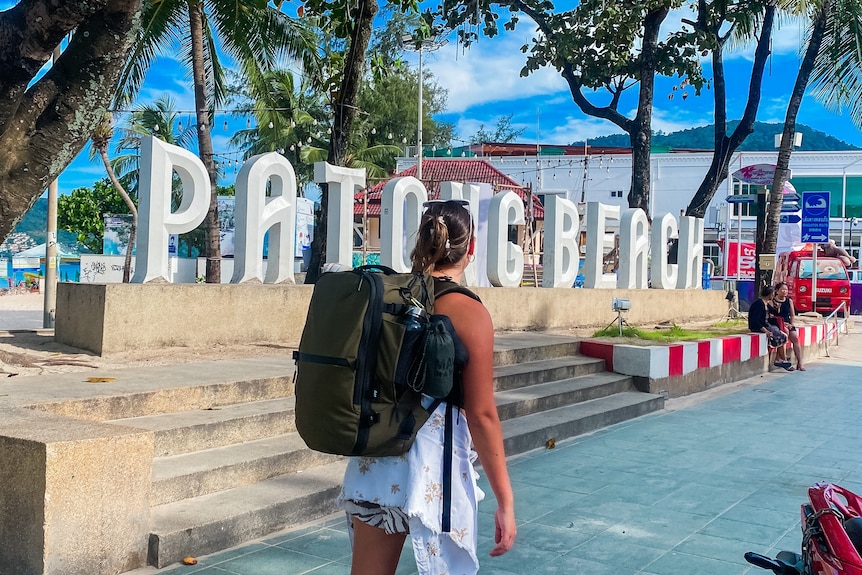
[107,334,663,569]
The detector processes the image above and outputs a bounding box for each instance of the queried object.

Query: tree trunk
[625,6,667,216]
[0,0,141,243]
[188,0,221,283]
[759,0,830,289]
[306,0,378,284]
[99,148,137,282]
[686,5,775,218]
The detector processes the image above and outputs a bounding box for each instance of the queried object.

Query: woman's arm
[788,299,797,324]
[434,294,516,557]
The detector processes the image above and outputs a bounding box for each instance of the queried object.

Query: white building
[398,149,862,275]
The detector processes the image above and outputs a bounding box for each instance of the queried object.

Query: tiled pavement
[134,338,862,575]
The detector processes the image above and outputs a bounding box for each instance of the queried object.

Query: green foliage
[358,63,453,170]
[227,69,327,186]
[591,322,748,341]
[438,0,702,91]
[58,180,136,254]
[225,15,455,180]
[469,114,525,143]
[116,0,319,111]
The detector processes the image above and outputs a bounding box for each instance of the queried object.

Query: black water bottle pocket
[394,321,427,390]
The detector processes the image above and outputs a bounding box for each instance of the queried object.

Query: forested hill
[576,122,860,151]
[0,198,79,256]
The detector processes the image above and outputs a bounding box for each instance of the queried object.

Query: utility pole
[417,45,424,181]
[402,34,446,182]
[44,45,61,328]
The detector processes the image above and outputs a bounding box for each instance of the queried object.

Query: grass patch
[592,320,749,342]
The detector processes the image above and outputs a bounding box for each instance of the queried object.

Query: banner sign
[724,241,756,278]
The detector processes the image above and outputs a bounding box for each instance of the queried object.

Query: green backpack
[294,266,452,457]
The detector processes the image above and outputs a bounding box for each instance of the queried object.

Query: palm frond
[808,0,862,129]
[114,0,188,108]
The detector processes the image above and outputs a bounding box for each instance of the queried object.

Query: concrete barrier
[0,406,153,575]
[55,282,729,356]
[580,324,831,397]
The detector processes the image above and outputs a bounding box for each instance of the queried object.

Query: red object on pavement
[803,483,862,575]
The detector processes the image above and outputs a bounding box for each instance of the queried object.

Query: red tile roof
[354,159,543,219]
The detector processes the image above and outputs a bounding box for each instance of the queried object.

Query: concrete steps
[147,460,346,568]
[101,334,663,569]
[113,397,297,457]
[502,392,665,455]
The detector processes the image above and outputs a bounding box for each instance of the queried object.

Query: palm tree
[115,0,318,282]
[90,113,138,282]
[114,96,203,257]
[229,69,327,187]
[760,0,862,286]
[300,140,402,182]
[113,95,198,192]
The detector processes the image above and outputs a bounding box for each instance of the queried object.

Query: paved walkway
[129,326,862,575]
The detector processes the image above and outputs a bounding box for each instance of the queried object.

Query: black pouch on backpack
[421,315,456,399]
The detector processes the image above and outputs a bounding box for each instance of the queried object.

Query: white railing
[823,301,849,357]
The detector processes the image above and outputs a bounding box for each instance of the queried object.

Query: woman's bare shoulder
[434,292,492,334]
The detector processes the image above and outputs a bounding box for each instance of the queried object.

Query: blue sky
[7,2,862,194]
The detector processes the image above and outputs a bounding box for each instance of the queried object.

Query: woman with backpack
[338,199,516,575]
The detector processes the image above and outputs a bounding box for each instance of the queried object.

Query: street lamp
[851,217,858,263]
[402,34,447,181]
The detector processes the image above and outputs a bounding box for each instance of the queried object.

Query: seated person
[773,282,805,371]
[749,285,794,371]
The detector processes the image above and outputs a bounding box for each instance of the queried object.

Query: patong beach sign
[133,136,705,290]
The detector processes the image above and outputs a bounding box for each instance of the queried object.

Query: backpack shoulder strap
[433,277,481,303]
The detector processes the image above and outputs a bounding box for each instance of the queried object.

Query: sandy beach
[0,291,290,377]
[0,292,44,311]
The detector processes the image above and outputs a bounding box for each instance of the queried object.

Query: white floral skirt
[338,400,485,575]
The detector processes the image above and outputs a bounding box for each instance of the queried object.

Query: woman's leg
[789,330,805,370]
[350,517,408,575]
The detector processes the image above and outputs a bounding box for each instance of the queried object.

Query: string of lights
[110,107,624,183]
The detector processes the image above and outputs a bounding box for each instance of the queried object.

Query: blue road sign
[725,194,757,204]
[780,214,802,224]
[781,203,800,213]
[784,193,801,202]
[801,191,831,242]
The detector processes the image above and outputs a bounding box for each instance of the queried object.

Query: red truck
[774,248,851,314]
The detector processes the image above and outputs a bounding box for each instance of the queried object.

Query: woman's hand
[490,505,516,557]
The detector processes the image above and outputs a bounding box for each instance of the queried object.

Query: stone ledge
[0,406,154,575]
[55,282,729,356]
[580,324,831,398]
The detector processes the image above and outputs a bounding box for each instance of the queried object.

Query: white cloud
[771,16,807,56]
[425,33,568,113]
[541,116,626,145]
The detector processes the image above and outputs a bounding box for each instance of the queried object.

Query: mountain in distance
[0,198,80,257]
[576,121,861,151]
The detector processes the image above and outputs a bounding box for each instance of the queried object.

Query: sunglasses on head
[422,199,470,208]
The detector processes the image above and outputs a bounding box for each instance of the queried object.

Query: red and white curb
[580,324,827,380]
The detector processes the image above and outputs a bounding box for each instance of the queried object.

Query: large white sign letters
[133,139,705,289]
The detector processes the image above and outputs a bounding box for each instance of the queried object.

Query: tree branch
[0,0,141,241]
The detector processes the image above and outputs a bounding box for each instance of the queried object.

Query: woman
[748,285,793,371]
[338,199,516,575]
[773,281,805,371]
